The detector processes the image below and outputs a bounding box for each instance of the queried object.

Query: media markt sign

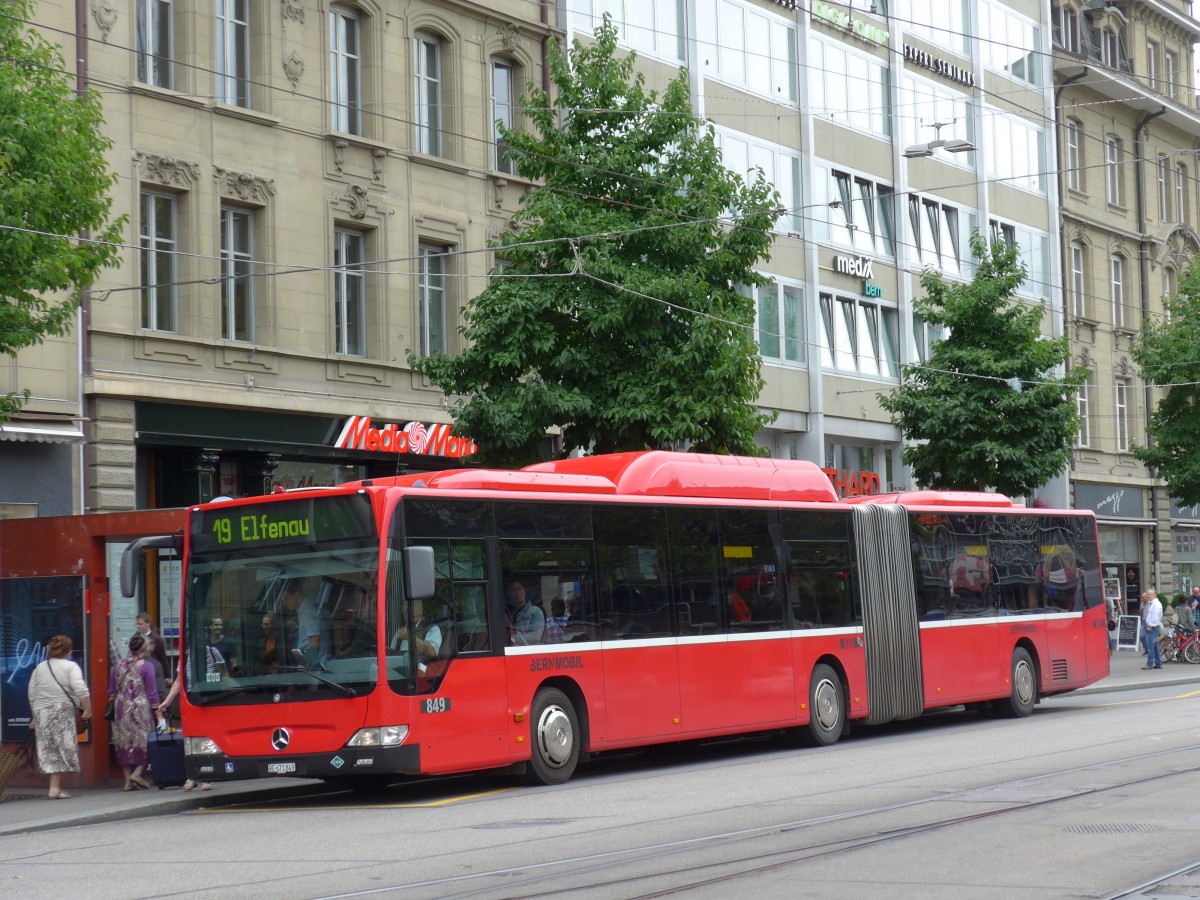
[812,0,889,46]
[334,417,478,459]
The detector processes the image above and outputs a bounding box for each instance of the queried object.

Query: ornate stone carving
[282,50,305,88]
[499,23,520,50]
[1077,346,1091,369]
[213,167,277,204]
[90,0,118,40]
[372,148,387,184]
[345,184,369,220]
[332,138,348,174]
[134,152,200,188]
[492,177,508,209]
[281,0,304,24]
[1116,356,1132,376]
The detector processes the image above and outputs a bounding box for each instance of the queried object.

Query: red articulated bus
[120,451,1108,787]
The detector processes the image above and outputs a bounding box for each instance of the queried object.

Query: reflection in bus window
[594,505,671,639]
[719,508,786,632]
[780,510,856,628]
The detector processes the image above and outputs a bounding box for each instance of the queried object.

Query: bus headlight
[347,725,409,747]
[185,736,225,755]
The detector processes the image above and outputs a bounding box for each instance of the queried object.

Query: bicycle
[1157,623,1200,664]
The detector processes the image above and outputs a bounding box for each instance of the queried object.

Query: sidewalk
[1,650,1195,837]
[0,776,331,837]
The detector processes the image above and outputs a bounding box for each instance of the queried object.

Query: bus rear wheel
[804,664,845,747]
[997,647,1036,717]
[526,687,580,786]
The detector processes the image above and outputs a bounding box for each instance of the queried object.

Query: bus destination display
[191,494,375,554]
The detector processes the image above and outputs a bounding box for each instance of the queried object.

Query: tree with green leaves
[0,0,125,420]
[879,232,1085,496]
[410,17,779,467]
[1132,263,1200,503]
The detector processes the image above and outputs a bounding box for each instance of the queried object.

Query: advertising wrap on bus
[130,451,1107,789]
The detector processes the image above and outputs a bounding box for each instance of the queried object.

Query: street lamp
[904,121,976,158]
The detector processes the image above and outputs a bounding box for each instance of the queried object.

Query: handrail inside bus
[119,533,184,599]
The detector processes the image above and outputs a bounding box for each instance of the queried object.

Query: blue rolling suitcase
[147,725,187,789]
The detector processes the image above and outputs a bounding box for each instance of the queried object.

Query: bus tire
[998,647,1036,718]
[805,664,844,747]
[526,687,580,786]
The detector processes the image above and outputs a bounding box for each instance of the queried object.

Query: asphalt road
[5,678,1200,899]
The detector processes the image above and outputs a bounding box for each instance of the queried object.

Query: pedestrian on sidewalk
[26,635,91,800]
[1142,589,1164,670]
[109,634,163,791]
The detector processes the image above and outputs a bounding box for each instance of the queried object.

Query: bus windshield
[182,493,380,704]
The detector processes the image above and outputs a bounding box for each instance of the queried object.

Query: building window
[985,111,1045,193]
[1147,41,1159,92]
[913,314,943,364]
[1065,118,1082,191]
[220,206,253,342]
[909,196,961,275]
[718,129,803,234]
[136,0,173,89]
[1166,51,1178,100]
[1158,155,1170,221]
[819,293,899,378]
[1054,4,1079,53]
[1105,135,1123,206]
[699,0,797,103]
[1070,242,1087,318]
[810,37,890,137]
[981,1,1040,86]
[329,8,362,135]
[216,0,250,107]
[1165,266,1177,300]
[989,217,1050,300]
[907,0,970,54]
[1099,29,1120,68]
[1176,163,1187,223]
[1076,377,1090,448]
[333,229,366,356]
[491,60,515,174]
[1110,254,1126,328]
[418,243,448,356]
[832,173,895,255]
[750,280,805,365]
[140,191,178,332]
[574,0,686,62]
[1115,378,1129,452]
[415,33,442,156]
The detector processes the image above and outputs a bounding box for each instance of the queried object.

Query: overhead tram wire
[6,11,1195,374]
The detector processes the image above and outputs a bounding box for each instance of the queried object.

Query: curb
[0,779,334,837]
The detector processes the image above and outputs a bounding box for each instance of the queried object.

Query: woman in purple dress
[107,634,163,790]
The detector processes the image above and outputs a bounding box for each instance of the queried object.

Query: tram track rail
[305,740,1200,900]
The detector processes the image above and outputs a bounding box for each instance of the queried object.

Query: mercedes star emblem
[271,728,291,751]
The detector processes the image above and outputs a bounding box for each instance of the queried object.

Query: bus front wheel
[526,687,580,786]
[805,664,845,747]
[997,647,1036,717]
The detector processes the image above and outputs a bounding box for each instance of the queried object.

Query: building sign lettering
[822,468,881,498]
[864,282,882,298]
[813,0,889,46]
[834,254,874,279]
[903,44,976,87]
[335,417,478,459]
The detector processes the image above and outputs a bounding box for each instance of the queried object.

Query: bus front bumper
[187,744,422,782]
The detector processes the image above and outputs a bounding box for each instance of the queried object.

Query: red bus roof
[358,451,839,503]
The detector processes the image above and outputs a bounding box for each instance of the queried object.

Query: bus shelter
[0,509,184,788]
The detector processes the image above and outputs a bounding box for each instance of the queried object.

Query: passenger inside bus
[389,596,442,668]
[506,579,545,645]
[282,579,330,667]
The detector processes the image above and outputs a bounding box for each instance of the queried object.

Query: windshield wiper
[196,684,280,704]
[289,649,356,696]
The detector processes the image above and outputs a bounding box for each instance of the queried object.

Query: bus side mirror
[404,546,436,601]
[119,534,183,598]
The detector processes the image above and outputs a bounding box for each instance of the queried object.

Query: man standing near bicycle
[1142,589,1164,670]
